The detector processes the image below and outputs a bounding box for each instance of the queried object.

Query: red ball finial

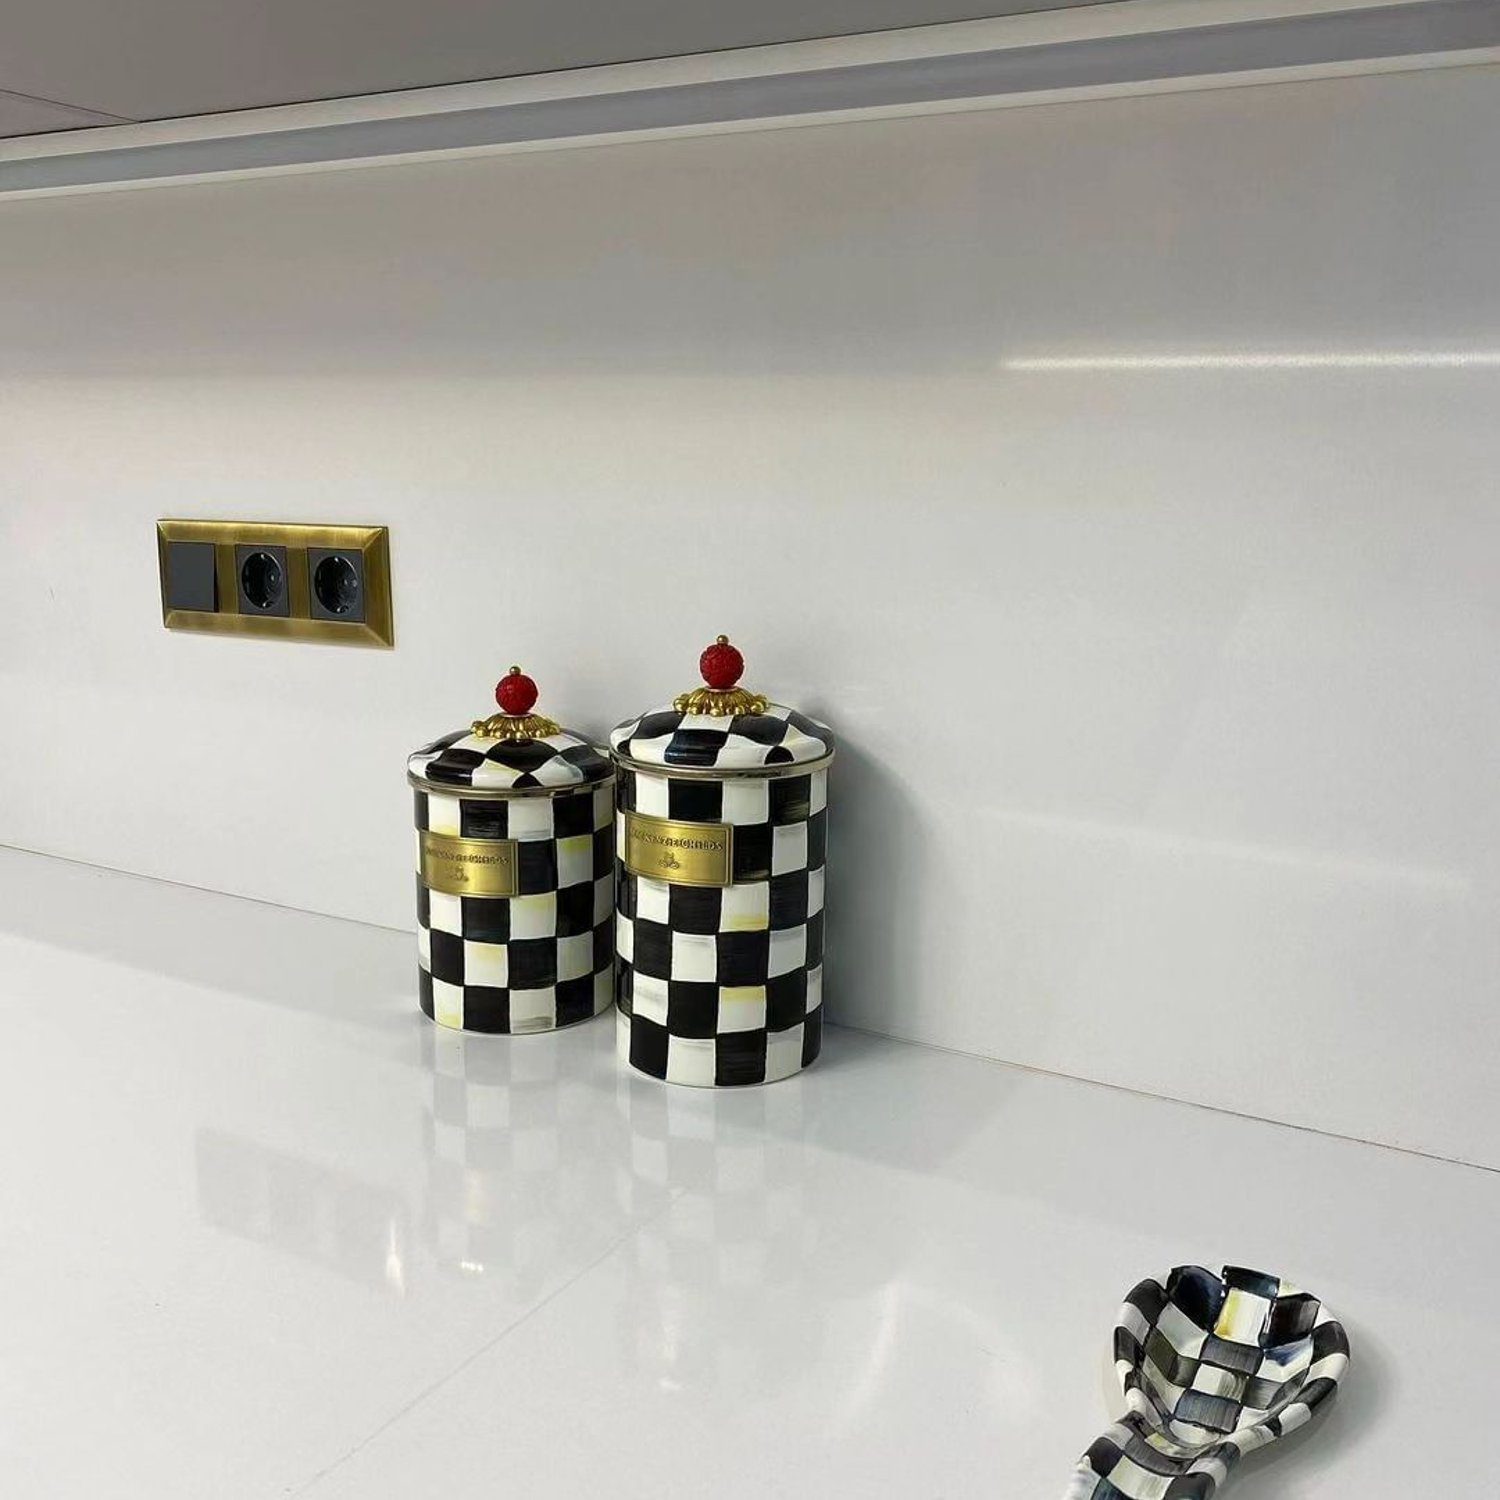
[699,634,744,690]
[496,665,538,716]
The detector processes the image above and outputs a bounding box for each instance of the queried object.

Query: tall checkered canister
[610,637,834,1086]
[408,666,615,1034]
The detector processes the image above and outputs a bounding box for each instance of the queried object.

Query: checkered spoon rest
[1064,1264,1350,1499]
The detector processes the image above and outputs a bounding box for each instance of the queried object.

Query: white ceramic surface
[0,846,1493,1497]
[1,64,1498,1165]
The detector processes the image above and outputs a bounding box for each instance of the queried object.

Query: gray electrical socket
[307,548,366,622]
[234,544,291,617]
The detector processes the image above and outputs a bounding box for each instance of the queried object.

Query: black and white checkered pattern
[415,780,614,1033]
[410,727,610,791]
[614,764,827,1086]
[609,702,833,771]
[1067,1264,1350,1499]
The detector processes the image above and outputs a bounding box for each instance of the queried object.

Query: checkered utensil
[1065,1264,1350,1499]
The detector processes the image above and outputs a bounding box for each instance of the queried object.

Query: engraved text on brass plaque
[421,831,518,898]
[623,811,733,887]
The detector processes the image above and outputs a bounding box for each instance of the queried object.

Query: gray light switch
[164,540,217,612]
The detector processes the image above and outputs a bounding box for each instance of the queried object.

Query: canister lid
[610,636,834,774]
[408,666,611,794]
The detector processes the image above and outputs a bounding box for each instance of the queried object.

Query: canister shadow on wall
[817,737,927,1055]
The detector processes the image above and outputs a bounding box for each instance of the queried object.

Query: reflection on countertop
[0,845,1492,1498]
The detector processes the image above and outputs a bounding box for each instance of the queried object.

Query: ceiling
[0,0,1114,137]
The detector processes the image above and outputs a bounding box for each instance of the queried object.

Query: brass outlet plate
[157,520,393,647]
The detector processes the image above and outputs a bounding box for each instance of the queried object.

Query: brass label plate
[624,811,733,887]
[420,832,518,898]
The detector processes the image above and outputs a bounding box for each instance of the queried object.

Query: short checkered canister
[408,666,614,1034]
[610,637,834,1086]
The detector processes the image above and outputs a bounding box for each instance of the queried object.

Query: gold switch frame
[157,520,393,647]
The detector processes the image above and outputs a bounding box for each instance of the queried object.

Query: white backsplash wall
[2,64,1497,1167]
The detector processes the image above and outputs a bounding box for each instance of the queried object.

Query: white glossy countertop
[0,845,1492,1498]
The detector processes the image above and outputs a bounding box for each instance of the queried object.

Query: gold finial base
[471,712,561,741]
[673,686,768,718]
